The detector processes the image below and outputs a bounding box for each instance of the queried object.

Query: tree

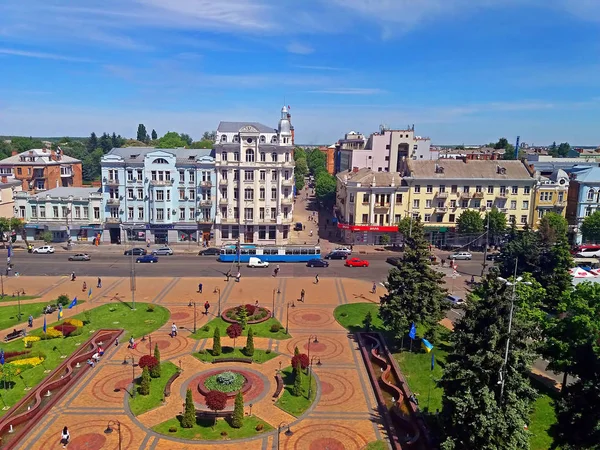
[201,131,216,141]
[237,305,248,329]
[111,132,121,148]
[231,391,244,428]
[294,157,308,179]
[204,390,228,426]
[291,353,309,370]
[190,140,213,149]
[557,142,571,158]
[294,346,300,356]
[181,388,196,428]
[439,274,539,450]
[306,149,327,176]
[139,366,151,395]
[157,131,187,149]
[0,218,25,246]
[294,147,306,161]
[538,211,569,243]
[179,133,193,146]
[581,210,600,243]
[456,210,484,235]
[494,138,509,150]
[292,360,303,397]
[151,343,161,378]
[212,327,221,356]
[380,218,448,345]
[40,231,53,243]
[295,177,305,191]
[136,124,148,143]
[363,310,373,331]
[151,129,158,140]
[10,137,44,153]
[0,140,12,159]
[86,132,98,153]
[484,208,506,244]
[315,172,336,205]
[244,327,255,356]
[226,323,242,348]
[549,141,558,157]
[98,132,112,153]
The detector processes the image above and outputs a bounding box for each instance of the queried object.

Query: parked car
[386,256,401,266]
[198,247,220,256]
[576,249,600,258]
[446,295,465,306]
[448,251,472,260]
[32,245,55,254]
[152,246,173,256]
[124,248,147,256]
[486,252,500,261]
[345,257,370,267]
[248,257,269,268]
[334,247,352,255]
[294,222,303,231]
[306,258,329,268]
[136,255,158,263]
[324,251,348,260]
[68,253,90,261]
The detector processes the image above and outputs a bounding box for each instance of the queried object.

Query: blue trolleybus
[219,245,321,263]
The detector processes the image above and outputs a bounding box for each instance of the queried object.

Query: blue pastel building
[565,165,600,244]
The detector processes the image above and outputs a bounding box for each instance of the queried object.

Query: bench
[211,357,253,364]
[196,410,231,420]
[4,329,26,342]
[163,370,181,398]
[273,373,284,398]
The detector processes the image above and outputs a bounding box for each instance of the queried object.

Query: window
[285,153,290,162]
[426,185,433,193]
[156,208,164,221]
[221,152,227,161]
[83,207,89,218]
[439,185,446,193]
[588,189,595,201]
[151,171,157,181]
[522,201,529,210]
[156,190,164,201]
[179,170,185,182]
[520,215,527,224]
[127,170,133,181]
[425,199,432,208]
[272,152,277,162]
[188,189,195,200]
[138,188,143,199]
[260,170,266,181]
[363,194,370,203]
[93,207,99,220]
[17,168,22,175]
[260,152,266,162]
[138,207,144,220]
[463,186,470,193]
[500,186,507,194]
[18,206,25,218]
[53,206,59,218]
[271,188,277,200]
[487,200,493,208]
[244,170,254,181]
[31,206,37,218]
[512,186,518,195]
[234,152,239,162]
[461,200,468,208]
[475,185,482,193]
[451,185,458,193]
[558,192,564,202]
[179,189,186,200]
[190,208,196,220]
[189,170,195,183]
[258,226,266,239]
[414,185,421,193]
[40,206,46,218]
[127,188,134,200]
[510,215,516,223]
[283,207,289,219]
[221,169,227,180]
[233,188,238,200]
[396,193,403,203]
[362,214,369,224]
[233,171,239,181]
[271,170,277,181]
[488,185,494,194]
[246,149,255,162]
[284,170,290,180]
[152,158,168,164]
[524,186,531,194]
[271,208,276,219]
[221,135,227,143]
[259,208,265,219]
[128,207,134,220]
[349,193,355,203]
[449,214,455,222]
[424,214,431,222]
[510,200,517,210]
[244,208,253,220]
[244,188,254,201]
[74,207,81,219]
[413,199,420,208]
[450,200,457,208]
[259,187,265,200]
[179,208,185,220]
[221,207,227,218]
[62,206,68,218]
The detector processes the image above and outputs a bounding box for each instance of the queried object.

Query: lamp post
[307,335,318,362]
[121,356,136,397]
[104,420,122,450]
[0,273,4,298]
[193,302,197,333]
[276,422,293,450]
[307,355,321,399]
[214,288,221,316]
[272,288,277,312]
[497,259,531,404]
[286,302,293,335]
[123,225,136,311]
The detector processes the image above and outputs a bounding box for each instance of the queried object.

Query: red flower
[54,323,77,337]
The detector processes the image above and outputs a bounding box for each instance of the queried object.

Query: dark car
[294,222,303,231]
[486,252,500,261]
[306,258,329,268]
[199,247,220,256]
[324,251,348,260]
[136,255,158,263]
[124,248,147,256]
[386,256,401,266]
[68,253,91,261]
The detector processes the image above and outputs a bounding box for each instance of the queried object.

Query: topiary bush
[139,366,151,396]
[138,355,159,371]
[270,323,282,333]
[56,295,70,307]
[291,353,309,370]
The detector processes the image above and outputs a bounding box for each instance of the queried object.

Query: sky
[0,0,599,146]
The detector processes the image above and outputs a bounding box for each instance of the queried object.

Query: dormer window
[221,152,227,161]
[152,158,168,164]
[271,152,277,162]
[221,135,227,143]
[260,135,266,143]
[271,136,278,144]
[233,135,240,143]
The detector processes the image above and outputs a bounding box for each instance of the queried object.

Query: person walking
[198,282,203,293]
[204,301,210,315]
[82,281,87,292]
[28,315,33,327]
[97,277,102,288]
[314,274,319,284]
[300,289,305,302]
[60,426,70,448]
[225,270,231,282]
[128,336,135,348]
[372,282,377,294]
[71,272,76,281]
[171,322,177,337]
[236,271,241,282]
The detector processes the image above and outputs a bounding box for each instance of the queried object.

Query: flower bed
[221,305,271,325]
[196,369,253,399]
[204,371,245,393]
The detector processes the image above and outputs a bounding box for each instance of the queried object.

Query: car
[136,255,158,263]
[446,295,465,306]
[198,247,220,256]
[248,257,269,268]
[294,222,303,231]
[345,257,369,267]
[124,248,147,256]
[334,247,352,255]
[486,252,500,261]
[306,258,329,268]
[68,253,90,261]
[576,249,600,258]
[386,256,401,266]
[152,246,173,256]
[32,245,55,254]
[324,251,348,260]
[448,251,472,260]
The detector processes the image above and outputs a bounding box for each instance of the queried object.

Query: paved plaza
[0,275,388,450]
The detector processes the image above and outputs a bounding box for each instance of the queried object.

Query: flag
[408,323,416,340]
[57,145,62,153]
[58,308,63,320]
[421,338,434,353]
[88,288,92,300]
[7,245,11,258]
[431,352,435,371]
[236,242,240,260]
[43,315,47,334]
[68,297,77,309]
[0,349,4,365]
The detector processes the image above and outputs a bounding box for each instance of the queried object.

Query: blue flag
[408,323,416,340]
[0,349,5,365]
[88,288,92,299]
[43,315,47,334]
[431,352,435,371]
[68,297,77,309]
[7,246,11,258]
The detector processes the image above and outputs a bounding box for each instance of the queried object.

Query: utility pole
[481,211,490,277]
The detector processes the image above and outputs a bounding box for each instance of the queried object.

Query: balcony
[197,217,213,224]
[554,201,566,208]
[281,197,293,205]
[472,192,484,199]
[496,192,508,198]
[219,198,229,204]
[106,217,121,224]
[460,192,471,199]
[282,178,293,186]
[374,203,390,212]
[201,180,212,187]
[106,198,120,206]
[435,206,448,214]
[435,191,448,198]
[200,199,213,206]
[105,178,119,186]
[219,178,228,185]
[150,179,173,186]
[500,208,508,213]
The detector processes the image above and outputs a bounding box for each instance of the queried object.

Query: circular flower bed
[203,371,246,393]
[221,304,272,324]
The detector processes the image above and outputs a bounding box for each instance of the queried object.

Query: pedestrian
[71,272,76,281]
[441,258,445,268]
[28,315,33,327]
[317,238,320,245]
[310,230,313,237]
[114,337,119,347]
[204,301,210,315]
[171,322,177,337]
[128,336,135,348]
[236,271,241,282]
[198,282,203,293]
[470,275,475,285]
[255,299,259,309]
[303,224,306,231]
[82,281,87,292]
[372,282,377,294]
[61,426,70,448]
[300,289,305,302]
[315,274,319,284]
[97,277,102,288]
[225,270,231,282]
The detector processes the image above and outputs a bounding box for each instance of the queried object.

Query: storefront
[77,225,103,242]
[337,223,401,246]
[175,224,199,243]
[424,226,451,247]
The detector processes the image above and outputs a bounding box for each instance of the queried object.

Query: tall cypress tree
[244,327,255,356]
[292,360,303,397]
[231,391,244,428]
[151,343,161,378]
[212,327,221,356]
[136,124,148,143]
[181,388,196,428]
[86,132,98,153]
[140,366,151,396]
[151,129,158,140]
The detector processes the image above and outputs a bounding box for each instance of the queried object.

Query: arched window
[221,135,227,143]
[152,158,168,164]
[233,135,240,143]
[234,152,240,162]
[271,152,277,162]
[285,152,290,162]
[260,152,266,162]
[221,152,227,161]
[588,189,595,200]
[271,136,278,144]
[260,135,266,143]
[246,149,255,162]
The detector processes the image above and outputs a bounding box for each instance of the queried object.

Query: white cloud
[0,48,93,62]
[286,42,315,55]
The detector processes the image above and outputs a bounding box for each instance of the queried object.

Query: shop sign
[337,223,399,232]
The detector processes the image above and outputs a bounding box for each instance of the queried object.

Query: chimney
[42,148,47,153]
[352,167,359,173]
[50,150,57,161]
[11,151,17,156]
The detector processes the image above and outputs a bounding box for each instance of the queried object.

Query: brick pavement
[7,276,387,449]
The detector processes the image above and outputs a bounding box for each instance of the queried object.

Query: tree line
[293,147,336,204]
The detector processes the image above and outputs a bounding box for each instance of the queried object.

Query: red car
[345,257,369,267]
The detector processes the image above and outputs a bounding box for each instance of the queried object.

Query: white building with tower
[213,107,296,245]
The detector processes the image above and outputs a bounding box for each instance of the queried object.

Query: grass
[194,347,278,364]
[0,301,85,331]
[153,414,273,440]
[365,441,389,450]
[0,302,169,418]
[189,317,290,340]
[275,365,317,417]
[529,393,557,450]
[0,295,39,303]
[334,303,385,332]
[129,362,179,416]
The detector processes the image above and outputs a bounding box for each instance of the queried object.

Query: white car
[334,247,352,255]
[448,251,472,260]
[247,257,269,268]
[33,245,55,254]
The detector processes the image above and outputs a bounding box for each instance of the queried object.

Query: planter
[221,306,271,325]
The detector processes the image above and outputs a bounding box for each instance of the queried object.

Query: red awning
[337,223,398,232]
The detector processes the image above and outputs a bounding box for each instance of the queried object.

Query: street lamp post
[286,302,293,335]
[215,288,221,316]
[307,355,321,399]
[272,288,277,312]
[307,335,318,362]
[0,273,4,298]
[104,420,122,450]
[193,302,197,333]
[276,422,293,450]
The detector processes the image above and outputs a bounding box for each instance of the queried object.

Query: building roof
[31,187,100,199]
[566,166,600,183]
[337,168,403,187]
[216,122,276,134]
[407,160,533,180]
[0,179,22,189]
[105,147,214,164]
[213,144,291,152]
[0,149,80,165]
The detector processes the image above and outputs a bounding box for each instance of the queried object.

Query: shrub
[221,431,228,437]
[151,344,161,378]
[56,295,70,307]
[340,312,347,317]
[64,318,84,328]
[9,356,44,368]
[202,325,210,332]
[23,336,40,347]
[204,390,228,413]
[181,388,196,428]
[83,311,92,324]
[213,327,221,356]
[198,349,206,355]
[244,328,255,357]
[256,423,264,431]
[226,323,242,347]
[139,367,151,395]
[40,327,63,340]
[231,391,244,428]
[291,353,309,370]
[138,355,159,370]
[54,323,77,337]
[363,311,373,331]
[168,426,177,433]
[270,324,281,333]
[146,305,155,312]
[241,303,256,316]
[265,349,271,354]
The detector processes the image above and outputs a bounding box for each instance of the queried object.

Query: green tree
[538,211,569,242]
[179,133,193,146]
[190,140,213,149]
[157,131,187,149]
[549,141,558,157]
[456,210,484,235]
[557,142,571,157]
[0,218,25,246]
[292,360,303,397]
[295,176,305,192]
[294,346,300,356]
[139,366,151,395]
[315,172,336,205]
[40,231,53,243]
[231,391,244,428]
[86,132,98,153]
[439,275,539,450]
[380,218,447,345]
[294,147,306,161]
[363,310,373,331]
[151,129,158,140]
[212,327,221,356]
[111,132,121,148]
[98,132,112,153]
[136,124,148,143]
[581,210,600,243]
[201,131,216,141]
[244,327,255,356]
[237,305,248,329]
[484,208,506,244]
[181,388,196,428]
[10,137,44,153]
[494,137,509,150]
[306,149,327,176]
[0,140,12,159]
[151,343,161,378]
[294,157,308,178]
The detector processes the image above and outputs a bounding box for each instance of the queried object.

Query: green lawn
[0,302,56,330]
[153,414,273,440]
[189,317,290,340]
[334,303,384,332]
[529,393,557,450]
[129,362,179,416]
[194,347,278,364]
[275,366,317,417]
[0,302,169,418]
[365,441,389,450]
[0,295,39,303]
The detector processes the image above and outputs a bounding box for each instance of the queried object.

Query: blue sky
[0,0,599,145]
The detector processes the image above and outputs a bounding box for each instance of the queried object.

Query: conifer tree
[212,327,221,356]
[181,388,196,428]
[237,305,248,329]
[292,360,303,397]
[139,366,151,396]
[151,343,161,378]
[231,391,244,428]
[244,327,255,356]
